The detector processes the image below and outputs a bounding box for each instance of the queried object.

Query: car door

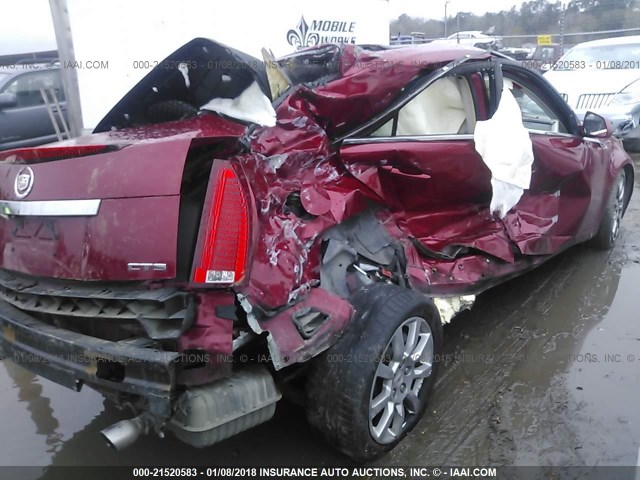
[499,63,609,255]
[338,61,518,263]
[0,70,68,150]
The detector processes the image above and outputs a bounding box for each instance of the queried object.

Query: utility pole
[49,0,83,138]
[444,0,451,38]
[560,2,566,54]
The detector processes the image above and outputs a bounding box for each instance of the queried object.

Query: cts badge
[14,166,34,199]
[127,263,167,272]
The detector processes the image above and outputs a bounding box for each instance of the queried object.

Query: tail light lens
[0,145,119,162]
[193,165,249,285]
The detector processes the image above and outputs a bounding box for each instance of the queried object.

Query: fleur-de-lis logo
[286,16,320,50]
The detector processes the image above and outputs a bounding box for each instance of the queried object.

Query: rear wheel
[306,284,442,461]
[589,170,627,250]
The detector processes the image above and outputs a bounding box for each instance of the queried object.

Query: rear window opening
[94,38,272,133]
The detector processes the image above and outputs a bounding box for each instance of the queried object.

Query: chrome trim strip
[528,129,575,138]
[582,136,607,148]
[342,134,475,145]
[345,131,585,145]
[0,199,101,217]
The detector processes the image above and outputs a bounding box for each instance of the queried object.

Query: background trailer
[49,0,391,134]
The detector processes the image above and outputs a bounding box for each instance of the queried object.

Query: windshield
[554,43,640,70]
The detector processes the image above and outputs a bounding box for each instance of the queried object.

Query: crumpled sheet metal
[338,140,517,264]
[503,135,600,255]
[271,44,483,137]
[234,47,547,305]
[234,129,380,309]
[251,287,353,370]
[224,44,614,363]
[234,45,439,308]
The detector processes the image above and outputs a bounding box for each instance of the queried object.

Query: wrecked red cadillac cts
[0,39,633,461]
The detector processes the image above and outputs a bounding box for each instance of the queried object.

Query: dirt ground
[1,155,640,476]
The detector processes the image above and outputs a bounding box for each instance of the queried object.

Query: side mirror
[0,92,17,109]
[582,111,612,138]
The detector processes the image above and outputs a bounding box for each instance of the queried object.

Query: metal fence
[390,27,640,49]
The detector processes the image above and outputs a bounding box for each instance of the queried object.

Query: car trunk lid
[0,115,245,282]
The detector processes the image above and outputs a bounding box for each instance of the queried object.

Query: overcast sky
[1,0,529,55]
[390,0,528,19]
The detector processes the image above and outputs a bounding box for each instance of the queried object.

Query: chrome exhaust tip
[100,415,147,451]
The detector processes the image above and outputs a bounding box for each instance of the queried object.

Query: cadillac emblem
[14,166,34,199]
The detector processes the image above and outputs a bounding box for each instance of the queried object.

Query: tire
[589,170,627,250]
[306,284,442,462]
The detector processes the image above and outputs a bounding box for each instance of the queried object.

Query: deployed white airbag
[201,81,277,127]
[473,84,534,218]
[396,77,466,135]
[372,77,468,137]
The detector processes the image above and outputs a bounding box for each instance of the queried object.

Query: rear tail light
[0,145,119,163]
[193,165,249,285]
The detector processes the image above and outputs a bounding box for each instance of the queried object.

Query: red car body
[0,38,633,455]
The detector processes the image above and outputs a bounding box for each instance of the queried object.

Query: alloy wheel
[369,316,434,444]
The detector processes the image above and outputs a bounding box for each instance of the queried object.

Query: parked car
[390,34,416,45]
[497,46,530,61]
[0,38,633,462]
[432,30,503,49]
[523,43,570,71]
[0,65,68,151]
[545,35,640,151]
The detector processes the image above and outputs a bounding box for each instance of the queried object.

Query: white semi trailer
[49,0,390,134]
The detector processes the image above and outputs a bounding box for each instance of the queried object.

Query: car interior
[367,68,569,138]
[370,75,477,137]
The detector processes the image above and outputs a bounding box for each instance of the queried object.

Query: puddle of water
[0,360,104,467]
[564,264,640,465]
[0,358,345,469]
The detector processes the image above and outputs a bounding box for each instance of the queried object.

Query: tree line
[390,0,640,46]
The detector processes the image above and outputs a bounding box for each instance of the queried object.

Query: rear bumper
[0,299,180,416]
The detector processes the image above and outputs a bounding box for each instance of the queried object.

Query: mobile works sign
[58,0,389,129]
[287,16,358,49]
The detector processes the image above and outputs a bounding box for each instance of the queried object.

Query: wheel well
[319,210,407,299]
[623,164,634,214]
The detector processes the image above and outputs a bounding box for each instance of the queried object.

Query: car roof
[281,43,488,76]
[573,35,640,48]
[359,42,486,63]
[271,42,496,138]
